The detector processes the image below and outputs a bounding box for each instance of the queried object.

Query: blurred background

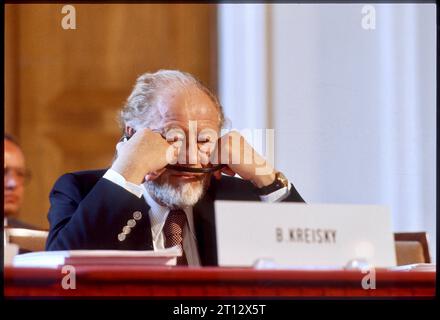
[5,3,217,228]
[4,4,436,259]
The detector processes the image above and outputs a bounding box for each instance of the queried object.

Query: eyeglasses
[4,167,32,185]
[167,163,226,173]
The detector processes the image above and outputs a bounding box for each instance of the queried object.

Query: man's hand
[111,129,174,184]
[209,131,276,188]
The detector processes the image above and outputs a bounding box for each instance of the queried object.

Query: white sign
[214,201,397,268]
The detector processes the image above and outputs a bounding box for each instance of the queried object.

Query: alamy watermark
[361,265,376,290]
[61,5,76,30]
[361,5,376,30]
[61,265,76,290]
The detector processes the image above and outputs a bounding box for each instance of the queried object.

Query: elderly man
[46,70,304,266]
[4,134,35,229]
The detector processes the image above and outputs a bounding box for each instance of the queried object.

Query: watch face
[277,172,288,187]
[255,172,289,195]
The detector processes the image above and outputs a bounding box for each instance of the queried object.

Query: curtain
[219,4,436,261]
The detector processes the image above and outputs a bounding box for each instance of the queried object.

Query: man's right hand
[111,128,174,184]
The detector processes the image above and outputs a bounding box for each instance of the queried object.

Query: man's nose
[192,143,215,167]
[175,140,204,166]
[182,146,204,167]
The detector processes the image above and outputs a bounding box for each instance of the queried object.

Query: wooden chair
[394,232,431,266]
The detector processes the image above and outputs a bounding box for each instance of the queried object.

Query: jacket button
[127,219,136,228]
[118,233,126,242]
[133,211,142,220]
[122,226,131,235]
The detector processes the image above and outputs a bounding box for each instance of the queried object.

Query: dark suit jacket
[46,169,305,266]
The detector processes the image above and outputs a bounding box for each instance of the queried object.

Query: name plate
[214,201,397,267]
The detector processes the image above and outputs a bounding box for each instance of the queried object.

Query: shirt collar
[142,184,196,242]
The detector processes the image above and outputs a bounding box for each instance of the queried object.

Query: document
[388,263,436,272]
[13,246,181,268]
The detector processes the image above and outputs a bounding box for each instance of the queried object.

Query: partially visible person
[4,134,36,229]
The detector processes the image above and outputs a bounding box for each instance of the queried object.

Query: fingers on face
[198,150,211,165]
[166,143,181,164]
[213,165,235,180]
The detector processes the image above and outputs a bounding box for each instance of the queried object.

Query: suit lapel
[193,191,218,266]
[120,196,154,251]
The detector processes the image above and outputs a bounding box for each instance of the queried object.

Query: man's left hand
[207,131,276,188]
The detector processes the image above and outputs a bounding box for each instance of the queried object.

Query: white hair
[144,174,210,209]
[119,69,224,130]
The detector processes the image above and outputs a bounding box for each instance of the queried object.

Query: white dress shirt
[103,169,291,266]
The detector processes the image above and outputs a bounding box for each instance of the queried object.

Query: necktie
[163,209,188,265]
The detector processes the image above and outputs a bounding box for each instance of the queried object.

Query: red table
[4,266,436,297]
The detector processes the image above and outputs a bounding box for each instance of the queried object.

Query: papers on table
[5,228,49,253]
[253,258,344,270]
[6,228,49,238]
[387,263,436,272]
[13,246,181,268]
[253,258,436,272]
[4,243,19,266]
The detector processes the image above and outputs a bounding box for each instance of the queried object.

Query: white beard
[145,174,209,209]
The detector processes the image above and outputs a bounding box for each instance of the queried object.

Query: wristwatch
[255,171,289,196]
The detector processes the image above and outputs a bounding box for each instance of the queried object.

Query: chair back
[394,232,431,265]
